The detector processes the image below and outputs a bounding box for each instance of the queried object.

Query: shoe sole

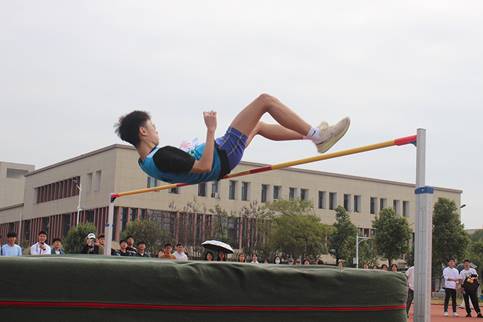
[317,117,351,153]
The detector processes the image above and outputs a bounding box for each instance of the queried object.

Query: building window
[229,181,237,200]
[198,183,207,197]
[300,188,308,201]
[289,187,297,200]
[380,198,387,211]
[354,195,361,213]
[370,197,377,215]
[343,194,352,212]
[94,170,102,192]
[169,187,179,194]
[241,182,250,201]
[86,172,93,193]
[329,192,337,210]
[261,184,269,203]
[36,176,80,204]
[211,181,219,198]
[403,201,409,217]
[147,177,157,188]
[6,168,29,178]
[393,200,401,215]
[273,185,281,200]
[318,191,326,209]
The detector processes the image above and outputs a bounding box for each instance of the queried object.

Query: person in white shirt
[250,254,259,264]
[442,258,460,317]
[173,243,188,261]
[1,232,22,256]
[459,259,482,318]
[30,231,51,255]
[405,266,414,317]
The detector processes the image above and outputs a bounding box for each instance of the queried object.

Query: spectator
[443,258,459,317]
[30,231,51,255]
[238,253,246,263]
[295,258,302,265]
[97,234,105,254]
[391,263,398,272]
[303,259,310,265]
[288,258,294,265]
[274,256,281,264]
[126,235,137,253]
[380,264,388,271]
[173,243,188,261]
[51,238,64,255]
[459,259,482,318]
[81,233,100,255]
[119,239,136,256]
[217,250,227,262]
[1,232,22,256]
[363,263,369,269]
[158,243,176,259]
[405,266,415,318]
[136,241,150,257]
[250,254,259,264]
[204,251,214,261]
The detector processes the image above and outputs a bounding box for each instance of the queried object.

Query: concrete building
[0,144,462,250]
[0,161,34,208]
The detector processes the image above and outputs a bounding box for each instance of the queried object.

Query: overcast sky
[1,1,481,228]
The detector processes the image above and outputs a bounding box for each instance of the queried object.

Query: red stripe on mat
[0,301,405,312]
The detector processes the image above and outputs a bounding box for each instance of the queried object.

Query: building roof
[0,203,24,212]
[25,144,462,194]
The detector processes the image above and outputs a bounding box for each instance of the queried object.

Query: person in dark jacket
[81,233,100,255]
[51,238,65,255]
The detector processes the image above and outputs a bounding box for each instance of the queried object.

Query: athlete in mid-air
[115,94,350,185]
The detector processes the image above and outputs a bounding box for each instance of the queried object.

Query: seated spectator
[295,258,302,265]
[363,263,369,269]
[391,263,398,272]
[158,243,176,259]
[97,234,105,254]
[303,259,310,265]
[204,251,214,261]
[238,253,246,263]
[250,254,259,264]
[173,243,188,261]
[274,256,281,264]
[1,232,22,256]
[380,264,389,271]
[30,231,51,255]
[51,238,65,255]
[126,236,137,253]
[136,241,150,257]
[217,250,227,262]
[119,240,136,256]
[81,233,100,254]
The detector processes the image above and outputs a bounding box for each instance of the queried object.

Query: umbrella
[201,240,234,254]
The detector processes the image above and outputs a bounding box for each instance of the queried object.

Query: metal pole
[76,183,82,226]
[414,128,433,322]
[104,196,115,256]
[356,235,359,268]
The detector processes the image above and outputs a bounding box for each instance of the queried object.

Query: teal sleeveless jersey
[138,144,221,184]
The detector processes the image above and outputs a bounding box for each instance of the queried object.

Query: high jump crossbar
[110,134,417,201]
[104,129,432,322]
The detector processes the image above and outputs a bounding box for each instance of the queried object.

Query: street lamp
[73,178,82,226]
[355,235,371,268]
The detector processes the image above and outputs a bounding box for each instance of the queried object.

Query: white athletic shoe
[444,311,449,317]
[453,312,459,317]
[315,117,351,153]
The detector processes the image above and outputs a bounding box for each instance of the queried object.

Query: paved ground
[408,304,480,321]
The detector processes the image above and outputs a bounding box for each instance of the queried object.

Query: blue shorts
[216,127,248,171]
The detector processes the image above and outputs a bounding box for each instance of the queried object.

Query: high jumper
[115,93,350,185]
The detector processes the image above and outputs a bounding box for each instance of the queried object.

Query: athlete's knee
[256,93,278,108]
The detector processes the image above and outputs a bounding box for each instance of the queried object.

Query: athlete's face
[140,119,159,146]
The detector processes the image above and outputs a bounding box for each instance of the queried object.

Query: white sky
[1,1,482,228]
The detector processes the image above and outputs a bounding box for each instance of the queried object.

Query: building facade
[0,144,462,250]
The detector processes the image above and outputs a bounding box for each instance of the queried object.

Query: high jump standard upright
[104,128,433,322]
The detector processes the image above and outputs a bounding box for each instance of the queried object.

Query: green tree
[373,208,411,266]
[63,222,97,254]
[270,213,331,259]
[122,219,167,255]
[432,198,469,274]
[329,206,357,265]
[359,239,378,268]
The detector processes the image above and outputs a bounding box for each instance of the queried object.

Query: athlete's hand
[203,111,217,132]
